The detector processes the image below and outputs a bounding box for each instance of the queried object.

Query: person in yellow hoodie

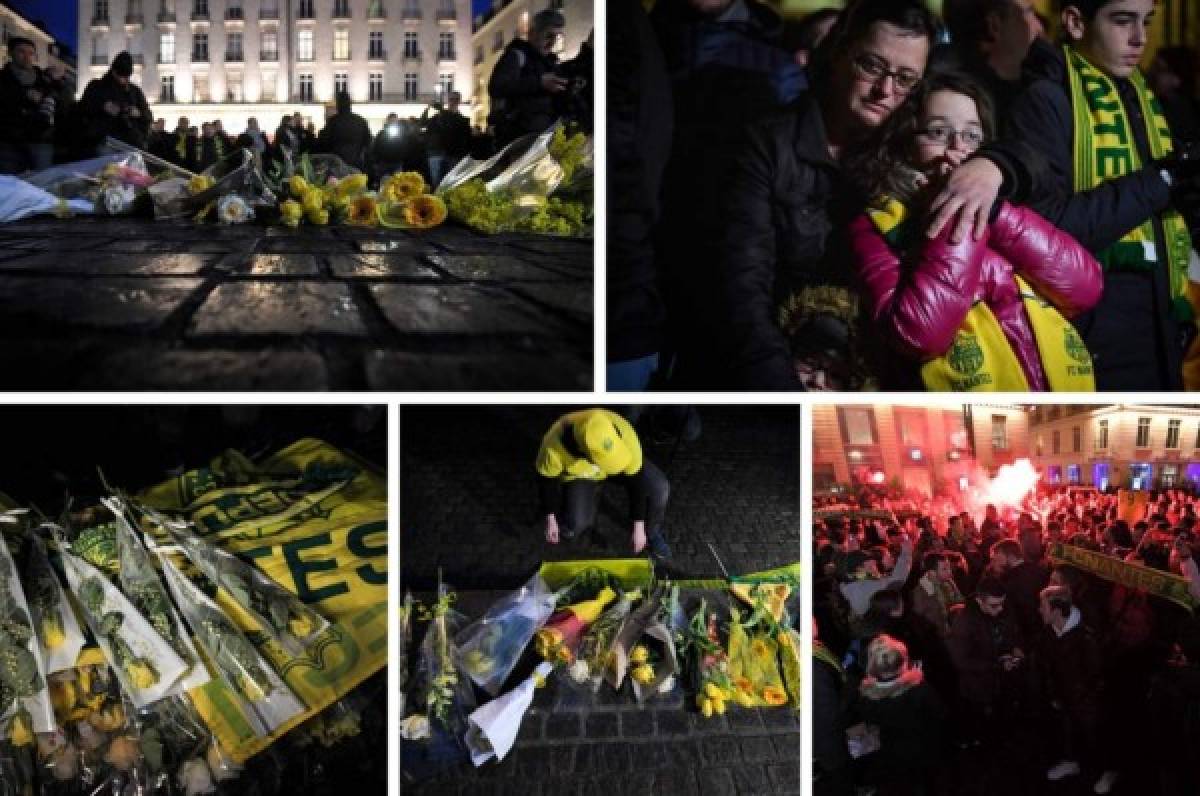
[536,408,671,562]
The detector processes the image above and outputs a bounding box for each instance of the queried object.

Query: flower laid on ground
[403,194,448,229]
[629,645,650,664]
[216,195,254,225]
[348,195,378,226]
[288,175,310,198]
[762,685,789,706]
[533,587,616,666]
[188,175,215,196]
[380,172,426,203]
[399,714,430,740]
[631,664,655,685]
[280,200,303,227]
[336,173,368,199]
[678,601,734,720]
[8,710,32,746]
[78,578,160,690]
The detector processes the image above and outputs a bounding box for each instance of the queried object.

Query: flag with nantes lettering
[137,438,387,762]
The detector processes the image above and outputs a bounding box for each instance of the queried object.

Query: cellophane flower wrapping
[533,586,617,667]
[155,552,304,737]
[454,574,555,696]
[411,583,474,735]
[20,529,86,676]
[439,122,593,237]
[610,588,680,703]
[0,177,94,223]
[570,589,636,692]
[60,550,188,709]
[0,519,57,738]
[169,527,330,657]
[106,499,210,693]
[726,604,788,709]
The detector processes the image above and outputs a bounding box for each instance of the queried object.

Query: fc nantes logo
[1065,327,1090,364]
[947,332,984,376]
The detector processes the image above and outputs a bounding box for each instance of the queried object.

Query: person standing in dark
[1148,46,1200,143]
[947,577,1025,745]
[989,538,1050,640]
[194,122,220,172]
[371,113,405,181]
[147,118,173,163]
[607,0,673,391]
[275,113,300,155]
[425,91,473,187]
[0,37,58,174]
[77,52,152,153]
[651,0,805,388]
[940,0,1049,117]
[314,94,371,171]
[554,31,594,132]
[488,10,567,147]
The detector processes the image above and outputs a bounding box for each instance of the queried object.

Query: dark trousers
[553,459,669,538]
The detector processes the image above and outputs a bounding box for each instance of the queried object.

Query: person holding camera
[0,37,59,174]
[488,10,567,148]
[77,52,152,154]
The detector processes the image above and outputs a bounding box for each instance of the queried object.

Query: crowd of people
[814,483,1200,795]
[609,0,1200,392]
[0,7,592,190]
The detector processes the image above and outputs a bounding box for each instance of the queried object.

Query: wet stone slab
[328,253,442,279]
[369,283,554,336]
[0,252,211,276]
[425,254,573,282]
[223,254,323,276]
[188,282,368,336]
[509,282,594,322]
[0,276,202,331]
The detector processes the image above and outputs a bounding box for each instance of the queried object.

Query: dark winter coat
[77,72,152,150]
[947,599,1023,705]
[488,38,559,146]
[316,112,372,171]
[1008,45,1187,390]
[0,62,57,144]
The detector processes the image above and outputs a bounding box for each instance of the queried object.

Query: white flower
[179,758,216,796]
[100,184,135,215]
[400,714,431,740]
[217,195,254,224]
[567,660,590,684]
[657,675,676,695]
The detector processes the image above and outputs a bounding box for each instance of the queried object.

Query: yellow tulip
[42,618,65,649]
[280,200,303,227]
[9,713,32,746]
[629,645,650,664]
[631,664,655,685]
[303,189,325,214]
[288,175,310,197]
[569,587,616,624]
[700,698,713,718]
[704,682,724,702]
[126,660,158,690]
[712,696,726,715]
[306,205,330,226]
[336,173,369,199]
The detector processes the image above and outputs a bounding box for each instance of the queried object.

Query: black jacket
[1008,46,1185,390]
[316,112,372,171]
[425,109,472,159]
[78,72,152,150]
[607,0,673,364]
[0,63,58,144]
[488,38,558,146]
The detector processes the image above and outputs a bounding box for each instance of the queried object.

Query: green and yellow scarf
[1064,44,1193,322]
[867,197,1095,392]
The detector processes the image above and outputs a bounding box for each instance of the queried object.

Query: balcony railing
[260,51,279,61]
[333,51,351,61]
[225,51,244,62]
[91,15,110,27]
[438,49,456,61]
[437,9,456,20]
[259,7,279,19]
[125,13,144,25]
[224,9,244,20]
[332,5,350,18]
[91,55,109,65]
[191,11,210,21]
[402,50,422,61]
[368,48,387,61]
[192,51,209,62]
[367,6,385,19]
[402,8,422,20]
[157,11,176,23]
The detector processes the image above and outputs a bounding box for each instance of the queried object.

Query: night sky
[6,1,498,52]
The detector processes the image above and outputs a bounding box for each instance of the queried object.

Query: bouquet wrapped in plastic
[0,524,56,742]
[454,573,555,696]
[0,177,94,223]
[399,590,413,717]
[678,600,734,719]
[533,586,616,666]
[156,551,305,736]
[726,604,788,708]
[566,588,637,690]
[168,526,329,657]
[607,586,680,703]
[440,123,593,237]
[147,148,278,222]
[21,530,86,675]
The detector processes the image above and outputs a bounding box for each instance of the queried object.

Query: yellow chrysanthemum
[336,173,369,199]
[734,676,754,694]
[382,171,427,203]
[348,195,379,226]
[9,713,32,746]
[280,199,303,227]
[762,686,788,706]
[402,195,448,229]
[126,660,159,690]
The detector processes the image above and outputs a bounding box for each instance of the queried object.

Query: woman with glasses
[844,70,1104,391]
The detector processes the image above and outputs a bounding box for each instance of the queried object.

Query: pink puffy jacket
[849,201,1104,391]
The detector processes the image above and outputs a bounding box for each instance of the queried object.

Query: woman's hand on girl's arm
[925,159,1004,243]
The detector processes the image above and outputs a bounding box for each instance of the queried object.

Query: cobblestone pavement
[401,406,801,795]
[0,217,591,390]
[400,405,801,589]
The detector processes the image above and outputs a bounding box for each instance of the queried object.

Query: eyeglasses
[852,52,922,94]
[916,124,986,150]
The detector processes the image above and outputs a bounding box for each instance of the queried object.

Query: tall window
[261,72,276,100]
[261,29,278,60]
[334,29,350,60]
[991,415,1008,451]
[1167,418,1182,449]
[841,408,876,446]
[160,74,175,102]
[193,74,208,101]
[369,31,384,59]
[260,0,278,17]
[226,32,243,61]
[92,35,108,62]
[333,0,350,17]
[438,32,455,59]
[1136,417,1151,448]
[94,0,109,21]
[438,72,454,97]
[193,0,208,17]
[227,74,243,101]
[298,0,314,18]
[492,31,504,53]
[192,32,208,61]
[297,29,313,61]
[334,72,348,95]
[404,31,419,58]
[1095,419,1108,450]
[368,0,384,18]
[159,32,175,63]
[438,0,455,18]
[298,73,313,101]
[226,0,242,18]
[1072,426,1081,453]
[404,72,417,100]
[127,0,143,19]
[403,1,421,19]
[1052,431,1060,455]
[369,72,383,100]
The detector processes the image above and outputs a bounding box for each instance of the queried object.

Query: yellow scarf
[867,197,1095,392]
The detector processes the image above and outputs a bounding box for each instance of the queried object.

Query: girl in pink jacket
[845,70,1103,391]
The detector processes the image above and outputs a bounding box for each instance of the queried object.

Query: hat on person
[112,52,134,78]
[7,37,35,52]
[575,413,632,476]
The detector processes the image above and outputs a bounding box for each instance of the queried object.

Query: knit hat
[112,52,134,78]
